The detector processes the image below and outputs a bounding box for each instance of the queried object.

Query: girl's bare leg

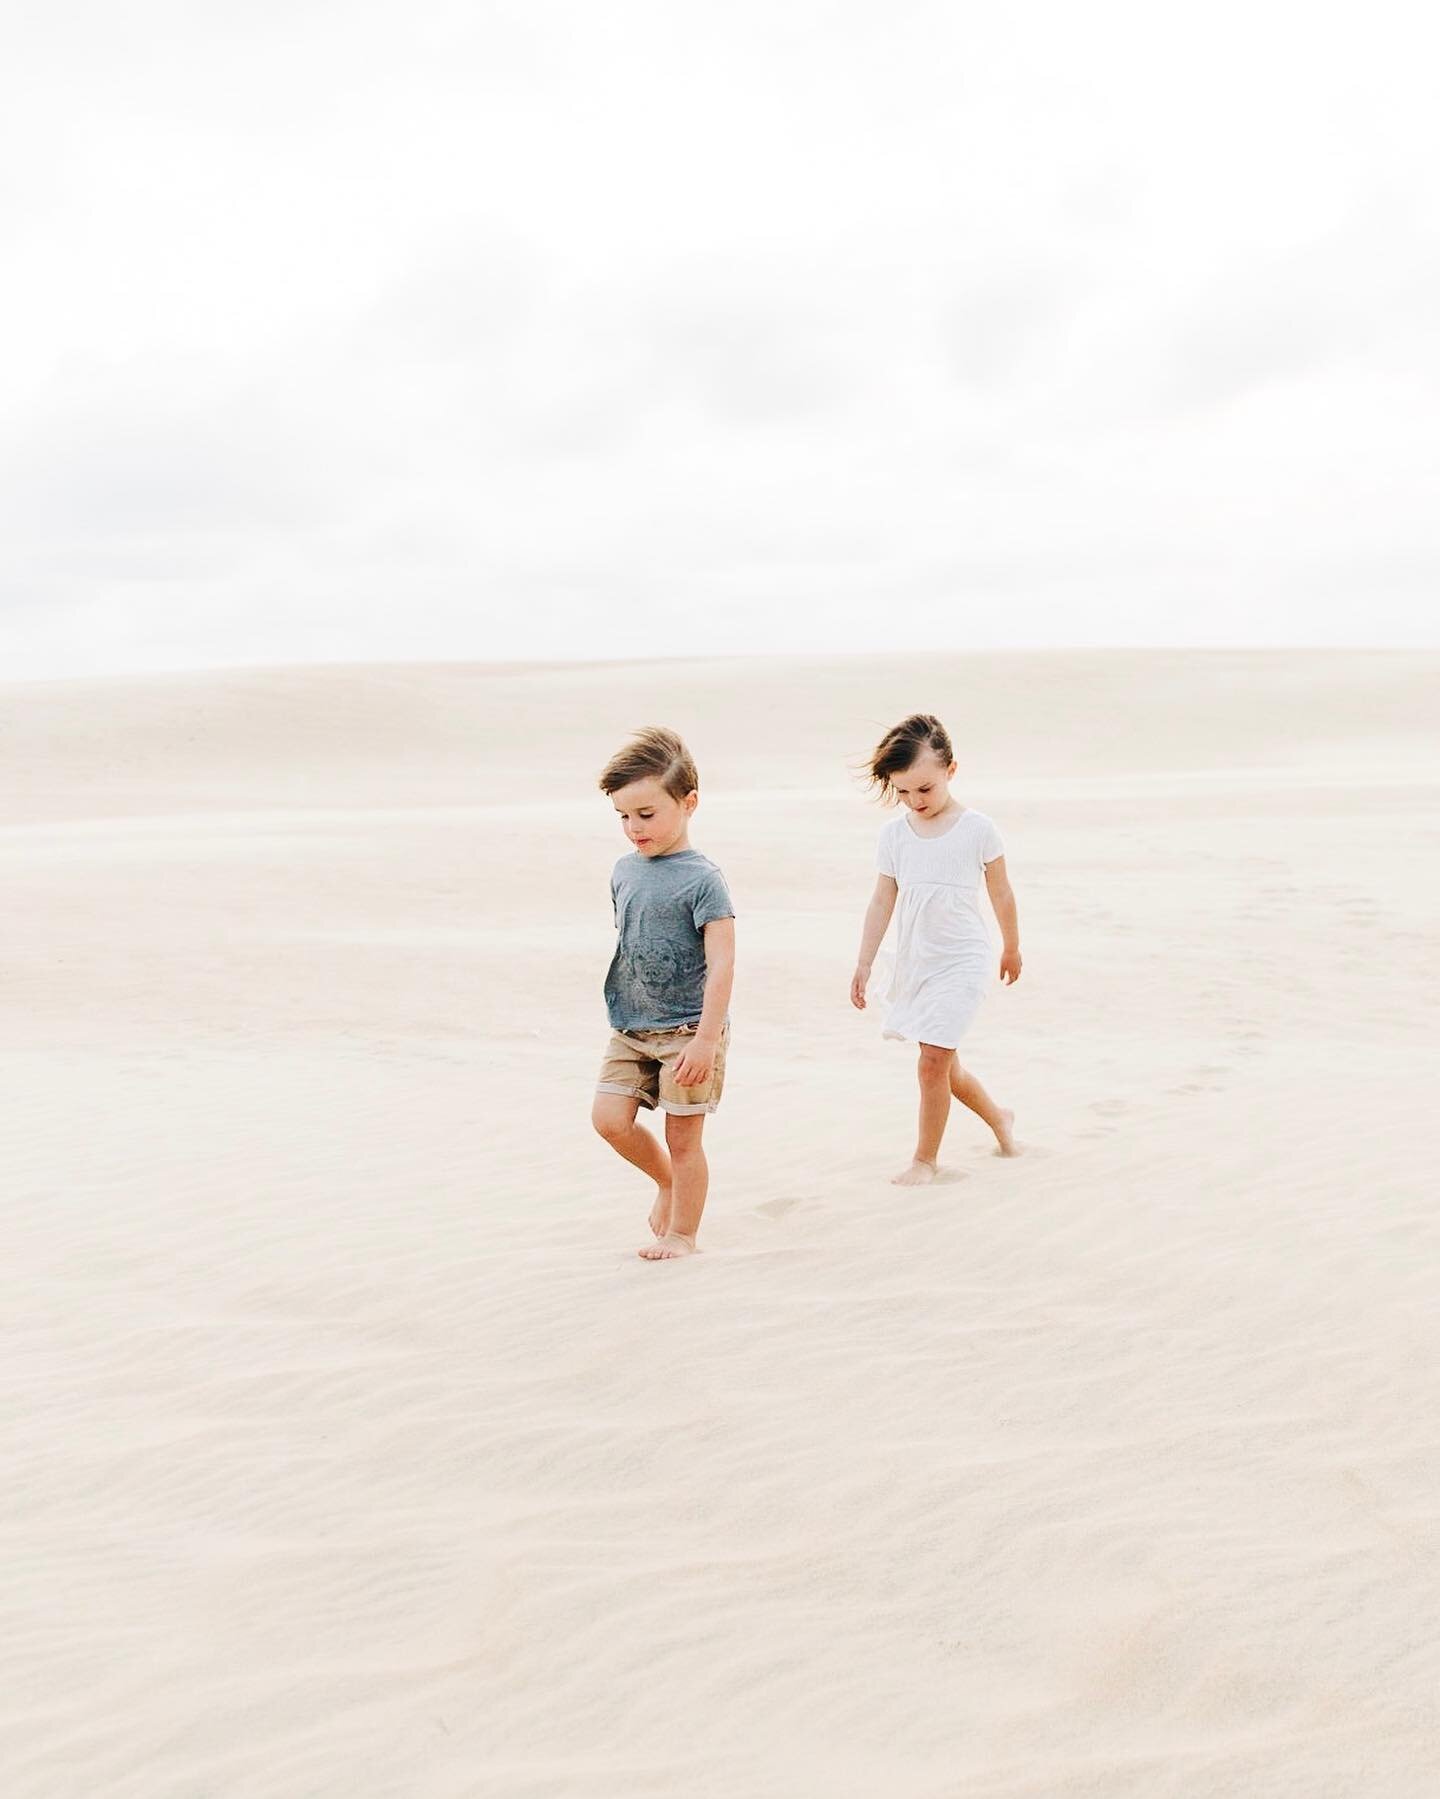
[893,1043,954,1184]
[949,1060,1017,1155]
[592,1094,673,1234]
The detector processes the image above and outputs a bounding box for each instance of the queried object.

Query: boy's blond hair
[598,727,698,799]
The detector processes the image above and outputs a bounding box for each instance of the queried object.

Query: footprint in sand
[755,1196,801,1219]
[1168,1064,1233,1095]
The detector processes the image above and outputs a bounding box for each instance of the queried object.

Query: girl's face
[891,751,956,816]
[610,776,697,856]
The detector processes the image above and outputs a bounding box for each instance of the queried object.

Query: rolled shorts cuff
[658,1099,718,1116]
[595,1081,656,1109]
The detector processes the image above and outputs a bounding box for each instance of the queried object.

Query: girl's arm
[984,856,1022,984]
[851,875,898,1009]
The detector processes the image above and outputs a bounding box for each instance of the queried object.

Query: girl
[850,713,1021,1182]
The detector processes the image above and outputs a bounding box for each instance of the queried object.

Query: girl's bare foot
[892,1160,937,1186]
[648,1185,672,1237]
[638,1233,697,1260]
[993,1110,1019,1156]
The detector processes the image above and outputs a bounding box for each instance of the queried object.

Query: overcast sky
[2,0,1436,677]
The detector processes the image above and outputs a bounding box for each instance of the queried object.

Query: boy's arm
[673,917,735,1087]
[984,856,1022,984]
[851,875,898,1008]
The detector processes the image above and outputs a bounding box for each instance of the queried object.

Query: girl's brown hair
[867,713,954,801]
[599,726,698,799]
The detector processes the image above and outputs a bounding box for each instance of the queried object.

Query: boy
[592,727,735,1260]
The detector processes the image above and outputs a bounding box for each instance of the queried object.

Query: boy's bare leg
[592,1094,673,1233]
[640,1112,707,1258]
[894,1043,953,1184]
[948,1060,1017,1155]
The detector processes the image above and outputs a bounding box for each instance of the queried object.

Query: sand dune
[3,651,1437,1796]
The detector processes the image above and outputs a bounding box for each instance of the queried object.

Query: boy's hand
[1000,948,1022,985]
[850,965,869,1009]
[673,1034,718,1087]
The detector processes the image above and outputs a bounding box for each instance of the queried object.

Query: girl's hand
[673,1035,717,1088]
[1000,948,1022,985]
[850,965,869,1009]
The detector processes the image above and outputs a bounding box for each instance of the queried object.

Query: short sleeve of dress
[980,816,1005,865]
[875,823,897,878]
[692,866,735,930]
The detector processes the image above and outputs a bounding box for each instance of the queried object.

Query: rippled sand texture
[5,651,1438,1797]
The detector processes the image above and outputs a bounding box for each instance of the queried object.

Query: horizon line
[5,641,1438,689]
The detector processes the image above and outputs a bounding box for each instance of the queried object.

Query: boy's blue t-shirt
[605,848,734,1032]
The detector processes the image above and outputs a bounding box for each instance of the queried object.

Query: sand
[4,650,1437,1797]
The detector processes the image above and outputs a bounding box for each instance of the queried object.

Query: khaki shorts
[596,1021,730,1116]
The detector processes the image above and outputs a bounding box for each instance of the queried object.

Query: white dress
[874,808,1005,1050]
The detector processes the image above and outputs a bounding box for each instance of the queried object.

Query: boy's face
[610,777,697,857]
[891,751,956,815]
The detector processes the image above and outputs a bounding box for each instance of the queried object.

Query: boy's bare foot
[892,1160,937,1186]
[994,1109,1019,1156]
[638,1233,697,1260]
[648,1185,672,1238]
